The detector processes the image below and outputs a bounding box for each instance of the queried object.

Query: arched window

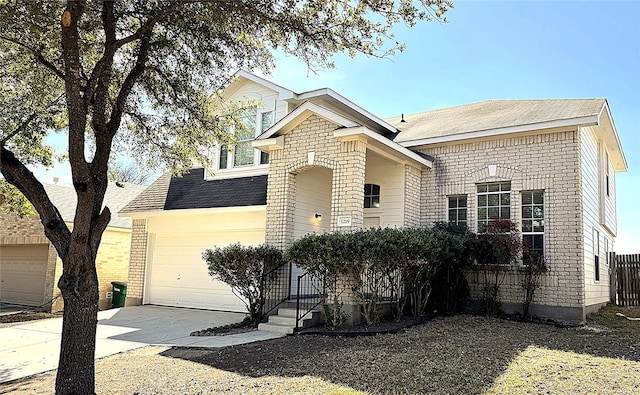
[364,184,381,208]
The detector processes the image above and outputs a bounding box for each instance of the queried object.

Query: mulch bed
[0,311,61,327]
[190,317,257,336]
[298,315,433,336]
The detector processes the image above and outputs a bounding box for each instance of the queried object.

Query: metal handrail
[261,261,292,319]
[295,271,326,332]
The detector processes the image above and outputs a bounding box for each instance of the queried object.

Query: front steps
[258,303,322,334]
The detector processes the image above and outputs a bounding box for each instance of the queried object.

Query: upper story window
[477,182,511,232]
[448,195,467,226]
[364,184,381,208]
[522,190,544,263]
[218,107,273,170]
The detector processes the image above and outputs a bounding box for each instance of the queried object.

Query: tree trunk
[55,241,100,395]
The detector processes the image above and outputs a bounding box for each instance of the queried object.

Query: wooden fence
[610,253,640,306]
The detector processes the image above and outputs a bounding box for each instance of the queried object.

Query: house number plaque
[337,216,352,227]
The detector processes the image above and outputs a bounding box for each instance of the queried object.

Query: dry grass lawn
[1,305,638,394]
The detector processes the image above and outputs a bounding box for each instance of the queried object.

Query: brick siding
[417,130,585,314]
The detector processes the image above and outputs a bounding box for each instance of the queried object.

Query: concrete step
[258,322,294,334]
[268,315,297,326]
[276,307,298,318]
[281,299,323,309]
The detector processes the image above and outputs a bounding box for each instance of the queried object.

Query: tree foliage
[0,1,451,393]
[0,179,34,218]
[203,244,284,324]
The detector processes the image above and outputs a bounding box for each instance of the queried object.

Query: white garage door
[0,244,48,306]
[146,231,265,312]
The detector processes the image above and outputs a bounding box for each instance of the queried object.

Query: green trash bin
[111,281,127,308]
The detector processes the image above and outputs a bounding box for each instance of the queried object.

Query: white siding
[292,167,332,239]
[602,152,617,235]
[147,210,266,234]
[364,152,404,228]
[225,80,289,123]
[581,127,610,306]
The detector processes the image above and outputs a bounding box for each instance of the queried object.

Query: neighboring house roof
[120,168,267,213]
[387,99,607,144]
[43,182,146,229]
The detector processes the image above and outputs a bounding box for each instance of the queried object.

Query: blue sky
[35,1,639,251]
[264,0,640,252]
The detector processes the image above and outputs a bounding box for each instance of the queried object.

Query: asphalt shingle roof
[121,168,267,213]
[43,182,146,229]
[119,173,171,214]
[164,169,267,210]
[386,99,606,144]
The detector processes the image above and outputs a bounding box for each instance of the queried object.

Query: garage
[0,244,49,306]
[144,210,267,312]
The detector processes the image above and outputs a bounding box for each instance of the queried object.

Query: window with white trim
[594,229,600,282]
[218,107,273,169]
[448,195,467,226]
[521,190,544,263]
[364,184,381,208]
[477,182,511,232]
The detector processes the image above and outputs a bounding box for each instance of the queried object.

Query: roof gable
[257,101,359,139]
[223,70,295,101]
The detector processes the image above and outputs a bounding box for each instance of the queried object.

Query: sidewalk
[0,305,284,384]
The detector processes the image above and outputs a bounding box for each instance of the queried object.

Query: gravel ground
[1,307,639,395]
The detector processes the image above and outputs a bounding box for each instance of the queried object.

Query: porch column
[331,136,367,233]
[265,148,289,249]
[126,218,148,306]
[403,164,422,227]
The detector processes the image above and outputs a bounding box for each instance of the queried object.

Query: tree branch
[88,0,118,131]
[0,35,66,80]
[105,31,152,135]
[0,147,71,256]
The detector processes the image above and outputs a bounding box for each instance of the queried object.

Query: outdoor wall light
[314,213,322,220]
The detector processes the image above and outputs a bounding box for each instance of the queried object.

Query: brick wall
[265,115,367,248]
[1,212,133,312]
[0,213,52,307]
[126,218,148,305]
[403,164,422,227]
[416,130,585,320]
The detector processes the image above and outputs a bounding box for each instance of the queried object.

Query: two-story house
[120,70,627,323]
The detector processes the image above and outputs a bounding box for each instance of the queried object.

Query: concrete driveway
[0,305,284,384]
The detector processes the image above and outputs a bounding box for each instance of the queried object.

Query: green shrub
[520,253,548,320]
[470,219,523,315]
[286,226,473,326]
[427,222,474,313]
[203,243,284,324]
